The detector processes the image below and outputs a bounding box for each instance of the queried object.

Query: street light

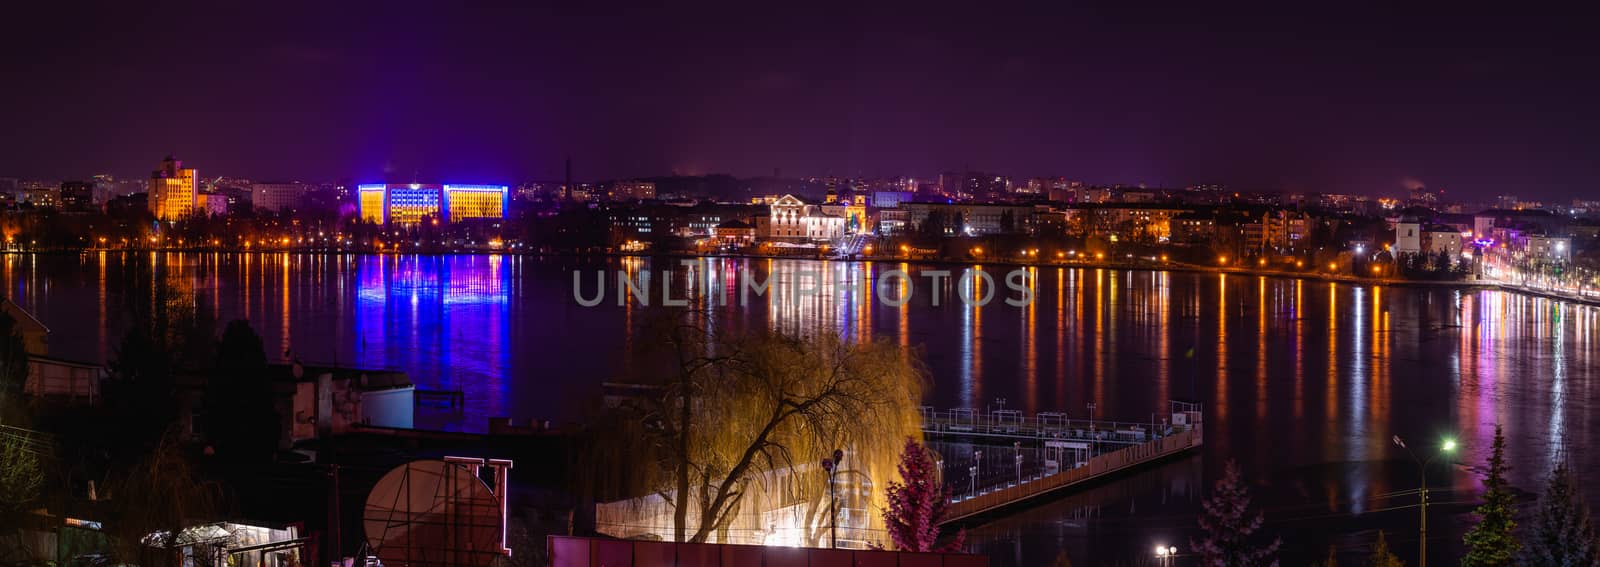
[1013,441,1023,484]
[971,449,983,496]
[1087,403,1098,456]
[1155,545,1178,566]
[821,448,844,549]
[1394,435,1457,567]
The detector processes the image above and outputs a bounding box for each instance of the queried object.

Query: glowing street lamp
[1393,435,1458,567]
[1154,545,1179,566]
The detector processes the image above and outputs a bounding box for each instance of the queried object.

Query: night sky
[3,2,1597,201]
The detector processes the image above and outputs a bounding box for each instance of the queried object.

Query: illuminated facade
[442,184,509,222]
[766,194,845,242]
[359,186,386,223]
[148,156,197,220]
[357,183,508,225]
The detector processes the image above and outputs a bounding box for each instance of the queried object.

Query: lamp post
[821,448,844,549]
[1086,403,1097,456]
[1154,545,1178,566]
[1393,435,1457,567]
[1013,441,1023,484]
[973,449,983,494]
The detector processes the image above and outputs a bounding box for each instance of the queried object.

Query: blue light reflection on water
[350,255,512,428]
[7,252,1600,564]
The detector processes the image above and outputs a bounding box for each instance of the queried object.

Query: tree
[206,320,279,464]
[1050,550,1074,566]
[0,428,45,559]
[880,438,964,552]
[1521,460,1599,566]
[1367,530,1403,567]
[0,431,42,511]
[1191,460,1280,567]
[1462,424,1519,566]
[920,210,949,239]
[590,313,925,545]
[0,306,28,421]
[108,429,221,567]
[106,323,181,457]
[1310,546,1337,567]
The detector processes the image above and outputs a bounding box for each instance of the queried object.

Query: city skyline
[5,5,1600,564]
[3,3,1599,202]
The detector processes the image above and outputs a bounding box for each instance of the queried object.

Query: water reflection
[5,254,1600,563]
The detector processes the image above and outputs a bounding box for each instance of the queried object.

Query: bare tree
[107,428,221,567]
[0,428,45,562]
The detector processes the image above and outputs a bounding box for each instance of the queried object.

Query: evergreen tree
[1521,460,1600,566]
[106,324,180,457]
[1462,424,1519,566]
[206,320,279,464]
[881,437,964,552]
[1367,530,1403,567]
[1191,459,1280,567]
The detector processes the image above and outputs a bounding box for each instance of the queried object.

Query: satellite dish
[363,460,504,567]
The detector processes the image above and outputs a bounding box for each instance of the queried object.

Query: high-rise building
[251,182,312,213]
[25,185,61,209]
[610,180,657,201]
[442,184,509,222]
[59,181,95,211]
[357,183,508,225]
[90,175,118,205]
[195,192,229,217]
[147,155,197,219]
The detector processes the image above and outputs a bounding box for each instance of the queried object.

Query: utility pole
[1395,435,1457,567]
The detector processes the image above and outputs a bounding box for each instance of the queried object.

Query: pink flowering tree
[880,437,965,552]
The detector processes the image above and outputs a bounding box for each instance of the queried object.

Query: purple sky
[2,2,1597,201]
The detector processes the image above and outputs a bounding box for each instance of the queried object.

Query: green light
[1442,439,1458,452]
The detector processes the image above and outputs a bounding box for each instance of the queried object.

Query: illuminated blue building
[357,183,509,225]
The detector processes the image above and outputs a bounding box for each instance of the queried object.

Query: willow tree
[593,311,926,545]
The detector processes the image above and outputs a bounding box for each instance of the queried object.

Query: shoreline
[9,248,1597,307]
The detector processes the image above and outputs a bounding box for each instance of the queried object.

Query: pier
[927,401,1203,524]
